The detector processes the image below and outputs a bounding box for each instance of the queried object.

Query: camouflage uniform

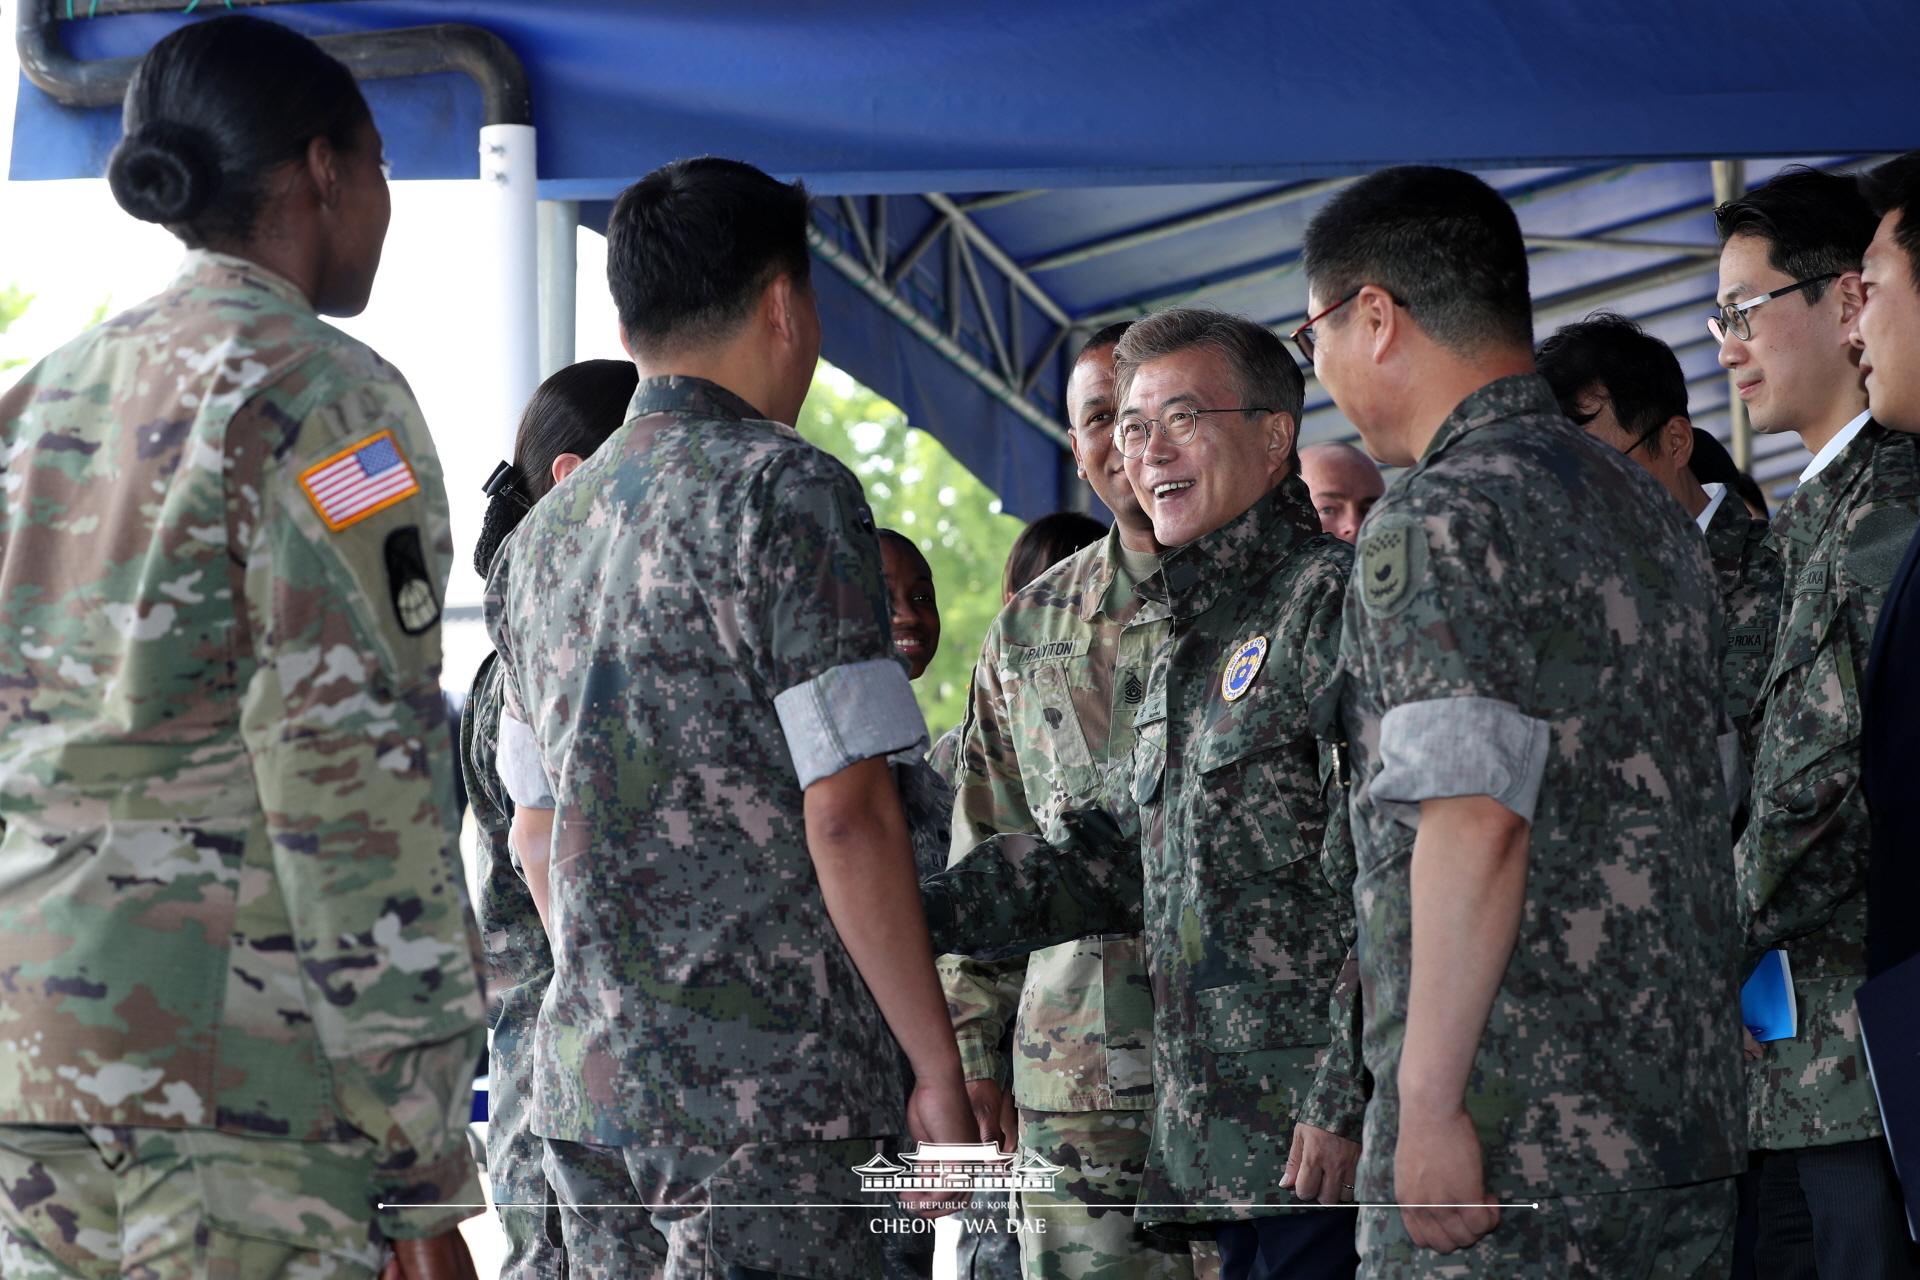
[0,251,486,1276]
[1739,420,1920,1151]
[923,479,1367,1240]
[464,649,583,1278]
[486,375,925,1277]
[1336,375,1742,1276]
[1700,488,1782,780]
[940,527,1185,1280]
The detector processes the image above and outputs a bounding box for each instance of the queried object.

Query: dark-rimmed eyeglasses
[1707,274,1840,344]
[1288,292,1360,363]
[1113,407,1270,459]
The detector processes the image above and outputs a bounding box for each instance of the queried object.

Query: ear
[550,452,585,486]
[766,273,802,344]
[304,135,342,210]
[1663,416,1695,466]
[1266,411,1300,480]
[1834,270,1867,326]
[1068,427,1088,478]
[1356,284,1399,363]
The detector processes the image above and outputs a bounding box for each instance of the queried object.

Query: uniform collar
[1772,417,1883,548]
[1142,474,1321,616]
[174,249,312,311]
[1798,409,1872,484]
[627,374,767,425]
[1696,483,1729,534]
[1413,373,1565,474]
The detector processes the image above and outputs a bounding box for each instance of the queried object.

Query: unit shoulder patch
[1359,519,1427,618]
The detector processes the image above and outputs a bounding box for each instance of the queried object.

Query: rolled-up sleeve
[775,657,927,789]
[1372,696,1550,828]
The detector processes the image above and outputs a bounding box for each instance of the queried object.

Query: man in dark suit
[1855,152,1920,979]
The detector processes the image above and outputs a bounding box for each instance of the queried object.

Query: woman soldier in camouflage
[0,16,485,1279]
[465,359,636,1280]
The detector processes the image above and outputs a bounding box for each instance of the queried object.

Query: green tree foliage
[0,285,34,371]
[796,364,1026,738]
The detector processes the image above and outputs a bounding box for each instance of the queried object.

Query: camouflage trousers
[543,1133,888,1278]
[1017,1108,1195,1280]
[489,1013,567,1279]
[0,1124,391,1278]
[1355,1176,1736,1278]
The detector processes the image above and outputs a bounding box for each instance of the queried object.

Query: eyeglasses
[1707,274,1840,344]
[1288,291,1360,363]
[1113,407,1270,459]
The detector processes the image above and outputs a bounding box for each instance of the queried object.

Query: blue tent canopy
[15,1,1917,511]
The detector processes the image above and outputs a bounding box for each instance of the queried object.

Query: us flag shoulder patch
[298,430,421,532]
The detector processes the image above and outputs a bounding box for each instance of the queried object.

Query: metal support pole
[537,200,579,381]
[1712,160,1750,470]
[483,124,540,458]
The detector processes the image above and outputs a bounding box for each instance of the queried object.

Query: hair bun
[107,120,220,225]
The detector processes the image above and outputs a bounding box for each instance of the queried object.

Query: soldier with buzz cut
[486,156,973,1278]
[925,306,1367,1280]
[0,17,486,1279]
[940,323,1192,1280]
[1301,165,1743,1277]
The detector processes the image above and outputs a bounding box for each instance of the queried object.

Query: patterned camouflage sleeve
[921,807,1143,960]
[1355,508,1547,824]
[939,631,1031,1085]
[236,384,485,1238]
[1737,497,1920,951]
[1296,597,1369,1141]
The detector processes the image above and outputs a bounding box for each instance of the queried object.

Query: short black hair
[1076,321,1134,364]
[108,15,371,246]
[1714,165,1877,304]
[1302,166,1534,354]
[1685,430,1769,519]
[1860,152,1920,292]
[1004,511,1105,597]
[1536,312,1688,443]
[605,157,812,352]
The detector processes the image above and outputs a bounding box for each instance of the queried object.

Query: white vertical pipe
[481,124,539,457]
[537,199,578,380]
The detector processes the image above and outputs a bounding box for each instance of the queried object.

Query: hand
[904,1076,976,1218]
[1743,1027,1764,1061]
[965,1078,1020,1153]
[1280,1121,1361,1205]
[378,1230,480,1280]
[1394,1104,1499,1254]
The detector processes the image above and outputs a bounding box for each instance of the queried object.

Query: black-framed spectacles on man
[1707,274,1840,344]
[1113,407,1271,459]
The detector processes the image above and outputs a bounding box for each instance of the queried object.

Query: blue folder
[1857,954,1920,1242]
[1742,949,1798,1043]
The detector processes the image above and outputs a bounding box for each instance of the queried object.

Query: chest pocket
[1007,661,1095,771]
[1194,690,1320,881]
[1760,583,1859,785]
[1130,683,1168,807]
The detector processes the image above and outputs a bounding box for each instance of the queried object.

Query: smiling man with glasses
[1715,166,1920,1280]
[923,307,1369,1280]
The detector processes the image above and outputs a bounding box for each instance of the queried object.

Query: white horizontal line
[384,1201,1546,1211]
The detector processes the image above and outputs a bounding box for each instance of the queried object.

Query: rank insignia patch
[1221,635,1268,703]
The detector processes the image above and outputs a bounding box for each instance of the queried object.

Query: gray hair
[1112,307,1306,475]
